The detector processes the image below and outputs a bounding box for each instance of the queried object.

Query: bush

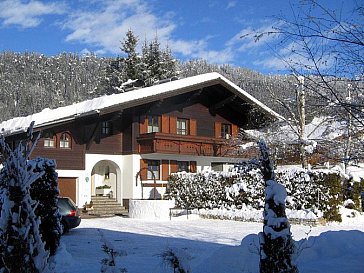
[165,167,344,221]
[343,178,364,211]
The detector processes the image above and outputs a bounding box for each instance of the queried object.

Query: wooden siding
[140,159,148,180]
[86,131,122,154]
[162,160,169,181]
[214,122,221,138]
[32,126,86,170]
[190,161,197,173]
[169,116,177,134]
[86,119,123,154]
[161,115,170,133]
[190,119,197,136]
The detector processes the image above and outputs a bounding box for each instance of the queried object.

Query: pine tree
[161,45,178,80]
[258,140,298,273]
[0,123,50,273]
[141,39,151,83]
[30,157,62,256]
[121,29,141,81]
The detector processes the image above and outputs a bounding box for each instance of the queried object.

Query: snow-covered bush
[30,157,62,256]
[165,172,237,209]
[342,178,364,211]
[165,166,344,221]
[0,126,50,272]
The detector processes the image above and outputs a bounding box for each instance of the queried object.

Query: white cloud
[226,1,237,10]
[62,0,176,54]
[0,0,65,28]
[60,0,234,65]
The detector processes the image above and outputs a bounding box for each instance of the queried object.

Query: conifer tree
[30,157,62,256]
[0,123,50,273]
[258,140,298,273]
[161,45,178,80]
[121,29,141,81]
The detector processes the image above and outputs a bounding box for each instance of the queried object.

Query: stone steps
[87,196,128,216]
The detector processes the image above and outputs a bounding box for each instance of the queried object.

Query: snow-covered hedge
[165,167,347,221]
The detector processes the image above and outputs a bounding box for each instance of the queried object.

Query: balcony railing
[137,132,249,157]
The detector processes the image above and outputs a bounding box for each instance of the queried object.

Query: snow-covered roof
[0,72,282,136]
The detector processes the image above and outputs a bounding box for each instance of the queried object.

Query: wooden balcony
[137,132,250,157]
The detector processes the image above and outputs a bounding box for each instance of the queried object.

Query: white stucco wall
[57,169,86,207]
[129,199,175,219]
[57,153,242,207]
[85,154,123,203]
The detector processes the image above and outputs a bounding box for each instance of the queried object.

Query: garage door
[58,177,77,204]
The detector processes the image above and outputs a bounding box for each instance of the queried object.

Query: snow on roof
[0,72,282,136]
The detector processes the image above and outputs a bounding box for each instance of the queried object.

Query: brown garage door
[58,177,77,204]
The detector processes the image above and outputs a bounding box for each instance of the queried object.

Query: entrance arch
[91,160,121,202]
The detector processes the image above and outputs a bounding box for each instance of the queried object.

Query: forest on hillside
[0,50,337,122]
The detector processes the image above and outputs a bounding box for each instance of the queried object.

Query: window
[147,116,160,133]
[211,162,232,172]
[59,133,71,149]
[177,118,189,135]
[221,124,232,139]
[102,121,113,136]
[43,132,56,148]
[147,160,160,180]
[177,161,189,172]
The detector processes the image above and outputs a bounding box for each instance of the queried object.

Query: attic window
[43,132,56,148]
[147,116,160,133]
[59,133,71,149]
[102,121,113,136]
[177,118,189,135]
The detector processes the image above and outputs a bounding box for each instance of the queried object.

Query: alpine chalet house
[0,72,281,212]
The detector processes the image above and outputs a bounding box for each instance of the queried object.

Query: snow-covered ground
[55,209,364,273]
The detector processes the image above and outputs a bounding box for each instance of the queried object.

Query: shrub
[165,166,344,221]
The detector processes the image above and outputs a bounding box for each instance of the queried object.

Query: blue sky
[0,0,359,74]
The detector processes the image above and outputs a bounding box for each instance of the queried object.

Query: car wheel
[60,220,69,235]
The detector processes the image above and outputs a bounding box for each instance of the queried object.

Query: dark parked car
[57,197,81,234]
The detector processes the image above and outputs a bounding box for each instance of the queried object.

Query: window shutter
[140,159,148,180]
[214,122,221,138]
[190,161,197,173]
[139,115,147,134]
[162,160,169,181]
[170,160,178,174]
[190,119,197,136]
[161,115,170,133]
[232,124,239,137]
[170,116,177,134]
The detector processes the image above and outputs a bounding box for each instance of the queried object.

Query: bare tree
[249,0,364,168]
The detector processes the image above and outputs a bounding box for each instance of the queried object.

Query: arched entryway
[91,160,121,201]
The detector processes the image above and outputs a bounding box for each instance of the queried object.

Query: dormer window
[59,133,71,149]
[43,132,56,148]
[221,124,232,139]
[102,121,113,136]
[147,116,160,133]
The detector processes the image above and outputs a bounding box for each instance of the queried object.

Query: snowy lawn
[55,212,364,273]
